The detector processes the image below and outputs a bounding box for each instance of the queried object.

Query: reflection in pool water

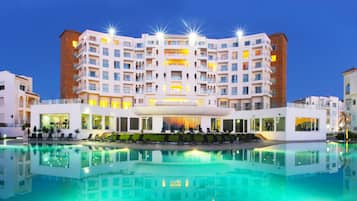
[0,142,355,201]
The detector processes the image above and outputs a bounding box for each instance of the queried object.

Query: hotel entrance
[162,117,201,131]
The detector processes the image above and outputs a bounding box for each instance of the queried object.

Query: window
[136,43,143,48]
[232,87,238,95]
[346,83,351,95]
[250,118,260,132]
[114,73,120,81]
[221,43,227,48]
[256,39,262,44]
[19,85,26,91]
[223,119,233,132]
[102,71,109,80]
[0,97,4,106]
[271,55,277,62]
[255,49,262,56]
[255,74,262,81]
[232,42,239,47]
[89,71,96,77]
[231,75,238,83]
[124,74,131,81]
[242,62,249,70]
[232,51,238,59]
[114,61,120,69]
[113,85,120,93]
[102,59,109,68]
[114,49,120,57]
[102,84,109,92]
[276,117,285,131]
[124,63,130,69]
[255,62,262,68]
[102,48,109,56]
[81,114,90,129]
[40,113,70,129]
[243,74,249,82]
[220,76,228,83]
[255,102,262,109]
[244,41,250,46]
[220,65,228,71]
[272,44,277,51]
[89,59,96,65]
[0,85,4,90]
[220,88,227,95]
[92,115,102,129]
[295,117,319,131]
[262,118,274,131]
[130,118,139,130]
[242,50,249,59]
[255,86,262,94]
[89,47,96,53]
[89,83,96,91]
[105,116,114,129]
[142,117,152,130]
[124,52,131,58]
[243,87,249,95]
[232,63,238,71]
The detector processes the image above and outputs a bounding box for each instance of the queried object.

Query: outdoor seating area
[86,132,261,145]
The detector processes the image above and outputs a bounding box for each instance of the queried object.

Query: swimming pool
[0,142,354,201]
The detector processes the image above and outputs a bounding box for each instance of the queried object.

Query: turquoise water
[0,142,355,201]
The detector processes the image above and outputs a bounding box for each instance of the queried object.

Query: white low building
[30,100,326,141]
[294,96,344,132]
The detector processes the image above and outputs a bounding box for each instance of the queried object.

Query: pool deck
[0,138,330,150]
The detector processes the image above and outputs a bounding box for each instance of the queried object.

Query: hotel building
[294,96,344,132]
[0,70,40,127]
[60,29,286,110]
[343,68,357,131]
[30,29,326,141]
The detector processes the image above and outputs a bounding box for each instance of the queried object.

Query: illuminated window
[72,40,78,48]
[105,116,114,130]
[100,99,108,108]
[92,115,102,129]
[81,114,90,129]
[113,40,119,45]
[242,50,249,59]
[122,101,132,109]
[295,117,319,131]
[40,113,70,129]
[262,118,274,131]
[250,118,260,132]
[88,99,97,106]
[101,37,108,44]
[242,62,249,70]
[255,49,262,56]
[111,101,120,109]
[271,55,277,62]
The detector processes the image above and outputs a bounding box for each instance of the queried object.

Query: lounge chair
[37,133,43,141]
[59,133,65,141]
[47,133,53,141]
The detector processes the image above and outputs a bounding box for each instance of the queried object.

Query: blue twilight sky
[0,0,356,101]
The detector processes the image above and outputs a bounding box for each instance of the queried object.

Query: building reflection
[0,142,352,201]
[0,146,32,199]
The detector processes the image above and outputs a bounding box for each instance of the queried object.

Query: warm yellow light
[113,39,120,45]
[162,179,166,188]
[171,85,183,89]
[88,99,97,106]
[99,99,108,108]
[149,99,157,106]
[271,55,277,62]
[72,40,78,48]
[122,101,132,109]
[186,85,190,92]
[242,50,249,59]
[101,37,108,44]
[170,180,182,188]
[208,62,217,72]
[185,179,189,188]
[111,101,120,109]
[165,59,188,66]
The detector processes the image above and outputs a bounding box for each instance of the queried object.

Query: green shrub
[168,134,179,142]
[193,135,204,143]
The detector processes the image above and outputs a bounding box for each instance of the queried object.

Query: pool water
[0,142,355,201]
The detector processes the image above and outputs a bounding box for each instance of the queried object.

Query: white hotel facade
[31,29,326,141]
